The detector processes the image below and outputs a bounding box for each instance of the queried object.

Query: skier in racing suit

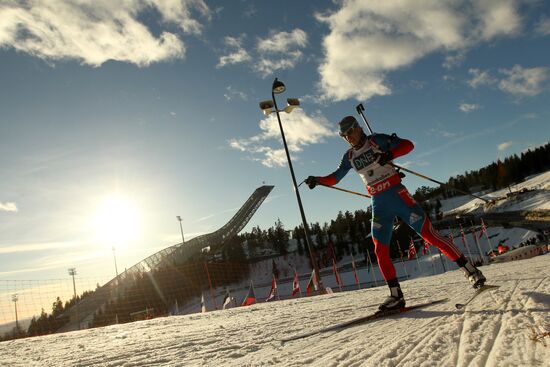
[305,116,486,311]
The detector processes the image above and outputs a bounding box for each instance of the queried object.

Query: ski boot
[459,260,486,289]
[379,286,406,311]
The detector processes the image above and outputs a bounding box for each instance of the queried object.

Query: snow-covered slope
[1,254,548,366]
[441,171,550,216]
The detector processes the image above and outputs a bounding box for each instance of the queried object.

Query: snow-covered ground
[441,171,550,216]
[1,254,548,366]
[191,225,541,314]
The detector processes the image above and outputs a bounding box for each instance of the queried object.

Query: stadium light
[258,78,324,292]
[176,216,185,244]
[68,268,80,330]
[11,294,19,333]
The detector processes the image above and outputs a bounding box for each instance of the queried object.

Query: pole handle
[355,103,374,134]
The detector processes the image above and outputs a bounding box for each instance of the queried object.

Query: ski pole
[299,180,371,199]
[389,163,490,203]
[356,103,374,134]
[318,183,371,199]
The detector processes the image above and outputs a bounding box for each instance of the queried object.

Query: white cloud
[255,29,308,75]
[223,86,248,101]
[414,160,431,167]
[217,35,251,68]
[443,52,466,69]
[195,206,240,223]
[0,0,211,67]
[217,29,308,75]
[428,127,458,138]
[0,241,75,254]
[459,103,481,113]
[150,0,211,35]
[497,141,515,151]
[259,148,289,168]
[475,0,521,39]
[535,16,550,35]
[316,0,522,101]
[400,160,430,168]
[0,202,17,212]
[228,109,333,167]
[498,65,549,97]
[257,29,308,53]
[467,65,549,98]
[468,68,497,88]
[242,4,257,18]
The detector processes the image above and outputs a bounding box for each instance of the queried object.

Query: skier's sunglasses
[339,124,359,137]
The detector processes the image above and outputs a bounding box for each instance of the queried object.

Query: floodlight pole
[269,78,325,292]
[11,294,19,333]
[68,268,80,330]
[177,216,185,244]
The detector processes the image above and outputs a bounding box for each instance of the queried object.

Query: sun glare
[94,195,141,246]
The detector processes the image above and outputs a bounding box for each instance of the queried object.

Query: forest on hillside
[413,142,550,202]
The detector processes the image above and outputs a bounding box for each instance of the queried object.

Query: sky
[0,0,549,283]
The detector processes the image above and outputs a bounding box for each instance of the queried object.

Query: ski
[455,284,499,310]
[280,298,448,343]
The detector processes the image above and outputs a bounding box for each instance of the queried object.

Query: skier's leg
[394,185,463,260]
[418,219,485,287]
[417,217,462,261]
[455,256,486,288]
[396,187,487,288]
[372,238,396,281]
[372,194,405,310]
[372,236,405,310]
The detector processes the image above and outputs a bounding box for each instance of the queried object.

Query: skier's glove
[305,176,319,189]
[375,151,393,166]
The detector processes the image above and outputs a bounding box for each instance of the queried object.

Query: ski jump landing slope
[3,254,549,366]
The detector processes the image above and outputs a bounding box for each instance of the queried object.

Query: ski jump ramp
[59,185,274,332]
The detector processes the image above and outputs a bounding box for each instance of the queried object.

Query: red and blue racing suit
[317,133,462,282]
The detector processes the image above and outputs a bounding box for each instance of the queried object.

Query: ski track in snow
[1,255,549,366]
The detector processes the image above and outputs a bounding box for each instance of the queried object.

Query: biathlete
[305,116,486,311]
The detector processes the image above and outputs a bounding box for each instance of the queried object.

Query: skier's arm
[372,133,414,164]
[389,135,414,159]
[306,151,351,189]
[317,151,352,186]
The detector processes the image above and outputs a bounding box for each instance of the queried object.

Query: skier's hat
[338,116,360,136]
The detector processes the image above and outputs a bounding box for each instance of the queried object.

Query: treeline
[0,288,97,341]
[221,208,417,267]
[90,262,250,328]
[26,289,97,336]
[413,142,550,202]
